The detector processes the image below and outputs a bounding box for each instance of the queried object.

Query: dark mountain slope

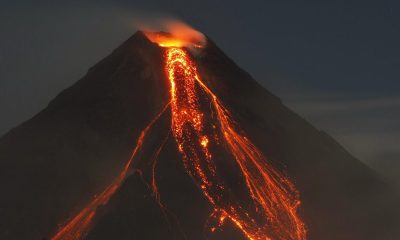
[0,32,168,239]
[0,32,398,240]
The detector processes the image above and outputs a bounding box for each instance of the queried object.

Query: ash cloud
[129,14,206,49]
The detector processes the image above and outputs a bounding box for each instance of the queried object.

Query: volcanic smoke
[51,24,306,240]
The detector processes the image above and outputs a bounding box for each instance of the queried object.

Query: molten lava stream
[165,46,306,240]
[51,103,170,240]
[52,31,306,240]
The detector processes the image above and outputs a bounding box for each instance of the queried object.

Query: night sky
[1,0,399,168]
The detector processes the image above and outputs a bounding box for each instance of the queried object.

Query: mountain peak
[1,31,399,240]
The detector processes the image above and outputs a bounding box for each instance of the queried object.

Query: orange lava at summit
[51,27,306,240]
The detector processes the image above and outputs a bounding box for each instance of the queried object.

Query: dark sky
[1,0,399,166]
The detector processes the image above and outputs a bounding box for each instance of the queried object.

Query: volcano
[0,31,399,240]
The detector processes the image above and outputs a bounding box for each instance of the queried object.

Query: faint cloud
[283,94,400,186]
[288,96,400,114]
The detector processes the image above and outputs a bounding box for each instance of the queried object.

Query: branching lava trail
[51,30,307,240]
[51,103,170,240]
[155,31,307,240]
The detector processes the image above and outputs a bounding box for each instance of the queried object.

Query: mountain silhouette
[0,31,399,240]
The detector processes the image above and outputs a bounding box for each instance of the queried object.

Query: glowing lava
[143,20,206,49]
[51,104,169,240]
[51,29,306,240]
[165,45,306,240]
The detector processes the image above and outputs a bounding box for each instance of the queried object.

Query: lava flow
[150,30,306,240]
[51,104,169,240]
[51,29,306,240]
